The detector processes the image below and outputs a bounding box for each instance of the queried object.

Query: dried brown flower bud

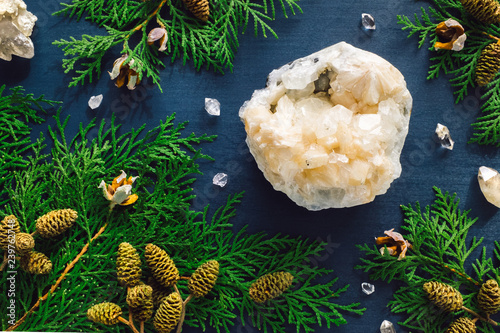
[249,271,294,303]
[148,27,168,52]
[116,242,142,287]
[87,302,122,325]
[423,281,463,313]
[15,232,35,256]
[0,215,20,250]
[153,293,183,333]
[35,209,78,238]
[434,19,466,51]
[145,244,179,288]
[108,54,142,90]
[127,284,154,322]
[20,251,52,275]
[188,260,219,297]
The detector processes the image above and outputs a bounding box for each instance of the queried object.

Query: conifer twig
[0,252,7,271]
[6,222,109,331]
[462,306,498,326]
[176,294,193,333]
[30,231,38,237]
[118,316,140,333]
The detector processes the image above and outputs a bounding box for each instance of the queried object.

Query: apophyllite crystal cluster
[240,42,412,210]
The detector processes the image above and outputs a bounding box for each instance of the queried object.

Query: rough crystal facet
[88,94,103,110]
[478,166,500,208]
[361,13,376,30]
[213,173,228,187]
[435,123,454,150]
[0,0,36,61]
[239,42,412,210]
[380,320,396,333]
[205,98,220,116]
[361,282,375,295]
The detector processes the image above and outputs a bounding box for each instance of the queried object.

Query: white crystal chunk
[380,320,396,333]
[362,13,376,30]
[213,173,228,187]
[0,0,36,61]
[478,166,500,208]
[361,282,375,295]
[205,98,220,116]
[88,94,103,110]
[435,123,454,150]
[239,42,412,210]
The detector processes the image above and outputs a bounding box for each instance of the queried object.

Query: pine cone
[249,271,294,303]
[478,279,500,315]
[148,277,172,307]
[189,260,219,297]
[144,244,179,288]
[461,0,500,24]
[0,215,20,250]
[423,281,463,312]
[445,317,476,333]
[153,292,183,333]
[475,42,500,86]
[15,232,35,256]
[127,284,154,322]
[182,0,209,22]
[19,251,52,275]
[35,209,78,238]
[116,242,142,287]
[87,302,122,325]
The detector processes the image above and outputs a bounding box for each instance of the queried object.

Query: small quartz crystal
[213,173,228,187]
[361,282,375,295]
[88,94,103,110]
[205,98,220,116]
[435,123,454,150]
[361,13,376,30]
[0,0,37,61]
[478,166,500,207]
[380,320,396,333]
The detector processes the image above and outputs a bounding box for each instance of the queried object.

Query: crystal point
[88,94,103,110]
[435,123,454,150]
[380,320,396,333]
[478,166,500,208]
[205,98,220,116]
[213,173,228,187]
[361,282,375,295]
[0,0,36,61]
[361,13,376,30]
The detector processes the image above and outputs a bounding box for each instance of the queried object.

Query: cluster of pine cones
[0,209,77,274]
[423,279,500,332]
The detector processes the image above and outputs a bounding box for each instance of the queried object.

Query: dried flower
[375,228,412,260]
[434,19,466,51]
[148,27,168,52]
[108,54,141,90]
[98,170,139,210]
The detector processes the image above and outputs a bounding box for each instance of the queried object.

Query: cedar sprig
[357,187,500,333]
[53,0,303,91]
[397,0,500,146]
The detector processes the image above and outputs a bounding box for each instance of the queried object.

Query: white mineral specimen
[88,94,103,109]
[239,42,412,210]
[478,166,500,208]
[0,0,37,61]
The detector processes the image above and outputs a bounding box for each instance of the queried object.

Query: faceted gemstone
[88,94,103,110]
[361,282,375,295]
[478,166,500,207]
[213,173,228,187]
[361,13,376,30]
[380,320,396,333]
[205,98,220,116]
[435,123,454,150]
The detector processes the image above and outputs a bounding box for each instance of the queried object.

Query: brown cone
[478,279,500,315]
[148,277,172,307]
[189,260,219,297]
[35,209,78,238]
[461,0,500,24]
[144,244,179,288]
[249,271,294,303]
[19,251,52,275]
[116,242,142,287]
[127,284,154,322]
[87,302,122,325]
[182,0,209,22]
[0,215,20,250]
[153,292,183,333]
[445,317,476,333]
[423,281,463,313]
[15,232,35,256]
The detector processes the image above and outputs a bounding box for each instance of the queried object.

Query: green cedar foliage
[53,0,302,91]
[397,0,500,146]
[356,187,500,332]
[0,86,364,332]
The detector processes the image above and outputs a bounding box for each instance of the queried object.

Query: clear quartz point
[361,282,375,295]
[435,123,454,150]
[361,13,376,30]
[380,320,396,333]
[213,173,228,187]
[478,166,500,207]
[205,98,221,116]
[88,94,103,110]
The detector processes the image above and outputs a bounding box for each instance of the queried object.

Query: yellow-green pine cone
[19,251,52,275]
[116,242,142,287]
[182,0,209,22]
[35,209,78,238]
[445,317,476,333]
[478,279,500,315]
[461,0,500,24]
[148,277,172,307]
[0,215,20,250]
[475,42,500,86]
[423,281,463,312]
[14,232,35,256]
[188,260,219,297]
[127,284,154,322]
[87,302,122,325]
[249,271,294,303]
[153,293,183,333]
[144,244,179,288]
